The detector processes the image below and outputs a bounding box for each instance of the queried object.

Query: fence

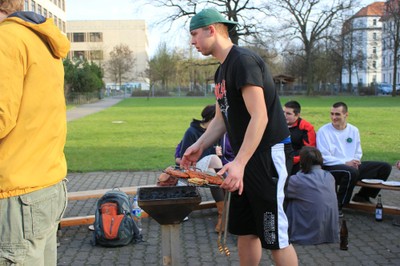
[65,92,101,105]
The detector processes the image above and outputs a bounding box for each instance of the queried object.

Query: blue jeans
[0,180,67,266]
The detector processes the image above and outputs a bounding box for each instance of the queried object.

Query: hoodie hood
[6,11,70,58]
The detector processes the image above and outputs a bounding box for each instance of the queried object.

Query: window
[90,50,104,60]
[72,33,85,42]
[372,61,376,69]
[43,8,47,17]
[373,32,377,40]
[373,19,377,26]
[31,0,36,12]
[73,51,86,60]
[24,0,29,11]
[37,5,42,15]
[89,32,103,42]
[373,47,376,54]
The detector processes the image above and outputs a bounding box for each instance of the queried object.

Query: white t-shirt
[316,123,362,166]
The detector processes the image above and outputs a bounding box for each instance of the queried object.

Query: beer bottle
[340,219,348,250]
[375,194,383,221]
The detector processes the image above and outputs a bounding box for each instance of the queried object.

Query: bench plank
[60,200,217,228]
[356,181,400,191]
[346,202,400,215]
[67,185,155,201]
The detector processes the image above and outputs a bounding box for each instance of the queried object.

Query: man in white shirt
[316,102,391,217]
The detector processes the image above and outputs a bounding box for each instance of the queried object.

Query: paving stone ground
[58,169,400,266]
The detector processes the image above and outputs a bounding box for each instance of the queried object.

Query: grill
[137,186,201,266]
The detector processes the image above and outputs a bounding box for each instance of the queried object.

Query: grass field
[65,96,400,172]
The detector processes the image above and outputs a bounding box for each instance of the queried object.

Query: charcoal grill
[137,186,201,266]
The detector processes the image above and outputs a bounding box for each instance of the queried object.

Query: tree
[137,0,271,45]
[63,58,104,94]
[106,44,136,89]
[381,0,400,96]
[148,42,180,91]
[272,0,355,95]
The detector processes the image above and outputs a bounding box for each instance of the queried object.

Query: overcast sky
[66,0,377,57]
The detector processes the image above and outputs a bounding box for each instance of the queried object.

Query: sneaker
[339,209,344,218]
[352,194,372,204]
[183,216,189,222]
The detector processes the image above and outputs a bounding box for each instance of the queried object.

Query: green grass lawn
[65,96,400,172]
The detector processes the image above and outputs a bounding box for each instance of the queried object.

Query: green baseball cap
[190,8,238,32]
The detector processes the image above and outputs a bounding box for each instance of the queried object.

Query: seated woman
[286,146,339,245]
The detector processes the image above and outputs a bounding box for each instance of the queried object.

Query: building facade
[66,20,149,89]
[23,0,66,33]
[341,2,385,87]
[381,0,400,86]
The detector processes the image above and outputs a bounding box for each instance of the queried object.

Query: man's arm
[301,119,316,147]
[0,40,23,139]
[316,127,343,165]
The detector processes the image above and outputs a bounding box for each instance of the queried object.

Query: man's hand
[180,143,203,169]
[345,159,361,169]
[218,161,245,195]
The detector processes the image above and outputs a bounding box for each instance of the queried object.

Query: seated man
[316,102,391,217]
[286,147,339,245]
[284,100,316,175]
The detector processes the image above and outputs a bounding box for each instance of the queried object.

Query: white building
[23,0,66,33]
[341,2,385,87]
[380,0,400,86]
[66,20,149,89]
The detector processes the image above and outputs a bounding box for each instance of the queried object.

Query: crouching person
[286,147,339,245]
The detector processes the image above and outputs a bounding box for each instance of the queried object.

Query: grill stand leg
[161,224,181,266]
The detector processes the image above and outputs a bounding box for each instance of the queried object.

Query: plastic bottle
[132,196,142,232]
[340,219,348,250]
[375,194,383,222]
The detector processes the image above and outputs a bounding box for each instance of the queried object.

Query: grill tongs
[217,190,231,256]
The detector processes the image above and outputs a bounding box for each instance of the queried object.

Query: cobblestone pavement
[57,169,400,266]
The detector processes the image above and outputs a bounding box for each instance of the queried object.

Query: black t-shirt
[214,45,289,154]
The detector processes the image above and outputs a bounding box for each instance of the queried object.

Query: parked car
[396,84,400,95]
[376,83,392,95]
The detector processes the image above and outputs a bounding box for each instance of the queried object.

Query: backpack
[92,188,142,247]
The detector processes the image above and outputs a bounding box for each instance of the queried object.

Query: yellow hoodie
[0,12,70,198]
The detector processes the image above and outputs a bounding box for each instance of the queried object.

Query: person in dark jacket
[177,104,235,232]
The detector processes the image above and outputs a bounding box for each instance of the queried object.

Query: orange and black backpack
[92,189,142,247]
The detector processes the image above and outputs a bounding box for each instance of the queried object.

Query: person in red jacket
[284,101,316,175]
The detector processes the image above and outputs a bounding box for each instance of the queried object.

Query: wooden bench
[61,180,399,227]
[60,185,217,228]
[345,181,400,215]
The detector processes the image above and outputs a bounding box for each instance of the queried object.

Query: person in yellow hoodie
[0,0,70,264]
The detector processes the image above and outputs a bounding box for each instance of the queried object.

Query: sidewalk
[58,169,400,266]
[67,97,124,122]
